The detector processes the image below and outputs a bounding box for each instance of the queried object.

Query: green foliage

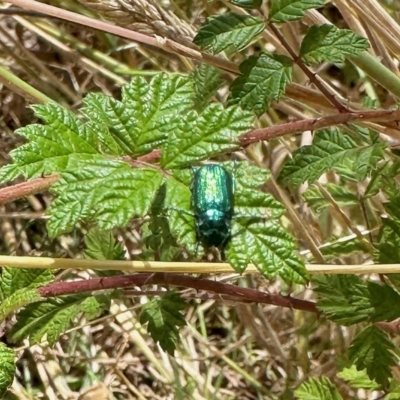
[0,343,15,397]
[300,25,370,64]
[368,281,400,322]
[8,294,110,345]
[228,52,293,116]
[229,0,262,9]
[193,12,265,54]
[227,220,307,283]
[84,227,125,261]
[269,0,325,23]
[279,129,385,186]
[0,267,53,300]
[337,365,380,390]
[139,291,187,355]
[161,103,253,169]
[313,274,372,325]
[191,64,223,111]
[348,326,395,387]
[294,376,343,400]
[0,268,53,321]
[303,183,359,213]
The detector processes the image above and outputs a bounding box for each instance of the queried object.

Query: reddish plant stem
[0,151,162,205]
[0,174,59,205]
[38,273,319,314]
[267,22,349,114]
[240,109,400,145]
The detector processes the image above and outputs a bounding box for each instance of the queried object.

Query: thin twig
[267,22,349,113]
[240,109,400,145]
[37,272,319,314]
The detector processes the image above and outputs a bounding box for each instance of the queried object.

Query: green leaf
[269,0,325,23]
[161,104,253,169]
[227,220,308,283]
[0,288,42,321]
[337,365,380,390]
[294,376,343,400]
[229,0,262,9]
[319,236,370,259]
[191,64,223,111]
[300,25,369,64]
[81,74,194,157]
[313,274,373,325]
[279,129,384,186]
[233,163,285,219]
[375,217,400,264]
[8,294,110,345]
[0,267,53,301]
[0,343,15,398]
[140,291,187,355]
[193,12,265,54]
[164,177,197,255]
[84,227,125,261]
[228,52,293,116]
[0,103,98,181]
[84,227,125,276]
[348,326,395,387]
[368,281,400,322]
[47,159,163,237]
[303,183,359,213]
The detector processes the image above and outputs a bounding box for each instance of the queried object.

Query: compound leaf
[191,64,224,111]
[140,291,187,355]
[294,376,343,400]
[193,12,265,54]
[8,294,110,345]
[348,326,395,387]
[82,74,193,157]
[300,25,369,64]
[228,52,293,116]
[0,267,53,301]
[47,158,163,237]
[0,343,15,398]
[313,274,373,325]
[227,220,308,284]
[229,0,262,9]
[279,129,383,186]
[368,281,400,322]
[337,365,380,390]
[269,0,325,23]
[0,288,42,321]
[161,104,253,169]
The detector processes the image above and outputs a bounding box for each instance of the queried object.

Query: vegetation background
[1,0,400,399]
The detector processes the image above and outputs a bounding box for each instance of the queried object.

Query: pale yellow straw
[0,255,398,275]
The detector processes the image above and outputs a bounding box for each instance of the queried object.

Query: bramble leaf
[269,0,325,23]
[233,163,284,219]
[313,274,372,325]
[84,227,125,276]
[294,376,343,400]
[348,326,395,387]
[0,343,15,398]
[191,64,224,111]
[229,0,262,9]
[337,365,380,390]
[81,74,194,156]
[303,183,359,213]
[279,129,384,186]
[368,281,400,322]
[8,294,110,345]
[0,289,42,321]
[161,104,253,169]
[300,25,369,64]
[0,267,53,301]
[193,12,265,54]
[227,220,308,284]
[228,52,293,116]
[140,291,187,354]
[47,159,163,237]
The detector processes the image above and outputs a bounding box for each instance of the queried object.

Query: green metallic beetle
[191,164,234,257]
